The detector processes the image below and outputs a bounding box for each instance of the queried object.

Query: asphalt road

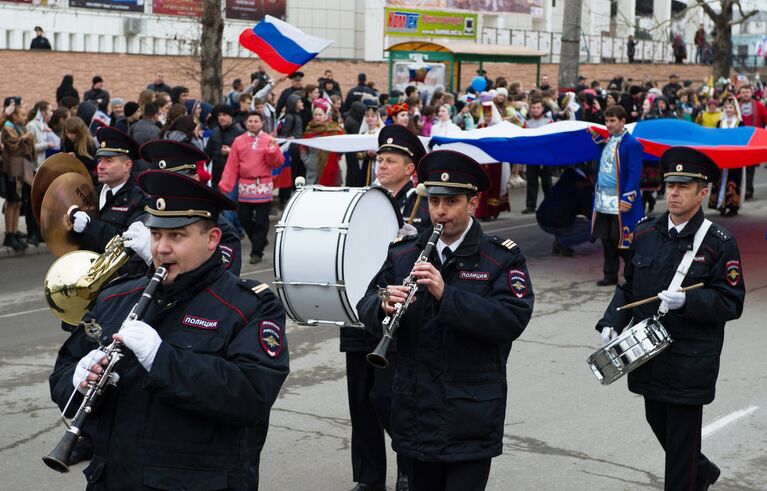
[1,177,766,490]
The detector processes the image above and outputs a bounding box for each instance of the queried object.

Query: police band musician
[49,170,289,489]
[596,147,745,490]
[357,150,535,491]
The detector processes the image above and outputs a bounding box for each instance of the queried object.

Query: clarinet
[43,265,168,473]
[367,224,444,369]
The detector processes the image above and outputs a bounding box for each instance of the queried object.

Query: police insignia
[441,172,449,182]
[259,320,283,358]
[725,260,741,286]
[508,269,528,298]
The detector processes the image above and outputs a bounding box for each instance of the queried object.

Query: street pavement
[1,176,766,490]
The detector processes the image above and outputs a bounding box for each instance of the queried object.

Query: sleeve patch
[508,268,528,298]
[726,260,741,286]
[259,320,283,358]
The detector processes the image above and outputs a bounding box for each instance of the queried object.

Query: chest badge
[459,271,489,281]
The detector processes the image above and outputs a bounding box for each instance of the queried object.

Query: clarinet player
[48,170,289,489]
[357,151,535,491]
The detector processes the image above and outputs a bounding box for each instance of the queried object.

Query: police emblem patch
[725,260,741,286]
[508,269,528,298]
[259,320,283,358]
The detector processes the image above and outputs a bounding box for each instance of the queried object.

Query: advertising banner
[226,0,286,21]
[69,0,143,12]
[384,7,476,40]
[387,0,544,18]
[153,0,202,17]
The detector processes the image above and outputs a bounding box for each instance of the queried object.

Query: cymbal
[32,153,91,225]
[40,173,99,257]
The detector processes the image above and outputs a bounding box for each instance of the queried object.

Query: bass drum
[274,186,401,327]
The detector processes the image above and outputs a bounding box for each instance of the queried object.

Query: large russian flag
[239,16,333,75]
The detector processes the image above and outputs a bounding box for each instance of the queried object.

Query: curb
[0,243,51,259]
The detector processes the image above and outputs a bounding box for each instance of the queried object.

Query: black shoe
[697,463,720,490]
[745,191,753,201]
[3,233,23,252]
[596,278,618,286]
[28,235,40,247]
[396,471,409,491]
[350,484,386,491]
[249,255,263,265]
[521,208,535,214]
[552,239,574,257]
[14,233,28,250]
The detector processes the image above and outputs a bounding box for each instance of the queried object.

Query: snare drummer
[375,125,430,236]
[596,147,745,490]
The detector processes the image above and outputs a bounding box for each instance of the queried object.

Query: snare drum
[273,186,401,327]
[587,316,671,385]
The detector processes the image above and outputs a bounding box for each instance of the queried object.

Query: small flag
[239,16,333,75]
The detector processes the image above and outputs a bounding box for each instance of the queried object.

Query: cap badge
[100,141,106,148]
[159,159,167,169]
[387,138,393,144]
[676,164,683,171]
[441,172,449,182]
[156,198,166,211]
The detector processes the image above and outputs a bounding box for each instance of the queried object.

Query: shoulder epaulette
[491,236,520,252]
[710,225,731,242]
[637,215,654,226]
[391,234,417,246]
[239,278,272,296]
[104,272,146,289]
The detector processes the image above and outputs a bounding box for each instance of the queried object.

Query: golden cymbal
[40,173,99,257]
[31,153,91,225]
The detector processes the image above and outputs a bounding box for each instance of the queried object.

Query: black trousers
[525,165,552,210]
[238,201,271,259]
[593,213,628,281]
[405,457,491,491]
[346,352,403,485]
[745,165,755,196]
[644,398,716,491]
[22,183,42,240]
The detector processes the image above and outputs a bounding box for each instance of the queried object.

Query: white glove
[117,319,162,372]
[398,223,418,237]
[658,290,686,312]
[72,211,90,233]
[123,221,153,265]
[72,349,119,394]
[600,327,618,345]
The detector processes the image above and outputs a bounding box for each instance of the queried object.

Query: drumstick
[407,183,428,225]
[616,282,704,311]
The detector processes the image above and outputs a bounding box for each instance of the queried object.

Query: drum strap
[659,218,711,315]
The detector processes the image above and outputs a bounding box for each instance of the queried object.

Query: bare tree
[200,0,224,106]
[695,0,758,79]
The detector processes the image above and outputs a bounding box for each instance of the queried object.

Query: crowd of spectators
[1,64,765,253]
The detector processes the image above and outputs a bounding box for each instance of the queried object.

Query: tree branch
[728,9,759,27]
[694,0,718,20]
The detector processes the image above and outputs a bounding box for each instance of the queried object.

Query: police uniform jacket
[49,254,289,489]
[218,214,242,275]
[356,221,534,462]
[597,209,745,405]
[79,178,148,254]
[395,181,430,234]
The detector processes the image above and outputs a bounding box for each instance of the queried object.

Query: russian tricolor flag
[239,16,333,75]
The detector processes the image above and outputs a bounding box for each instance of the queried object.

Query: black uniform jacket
[597,209,745,405]
[356,221,534,462]
[49,255,289,490]
[218,214,242,275]
[79,179,148,254]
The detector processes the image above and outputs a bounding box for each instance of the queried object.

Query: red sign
[153,0,203,17]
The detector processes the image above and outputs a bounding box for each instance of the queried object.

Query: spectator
[49,107,70,143]
[55,75,79,105]
[431,103,461,137]
[661,74,682,105]
[233,93,252,129]
[300,98,345,186]
[672,33,687,64]
[169,86,189,105]
[26,100,57,170]
[156,94,172,125]
[1,103,35,251]
[128,99,161,146]
[522,98,554,214]
[147,72,172,94]
[30,26,52,50]
[137,89,155,115]
[159,103,188,136]
[62,116,98,186]
[696,98,721,127]
[737,84,766,200]
[710,97,745,216]
[627,35,637,63]
[161,115,204,151]
[343,101,366,186]
[109,97,125,127]
[453,98,476,130]
[355,102,385,186]
[251,64,269,93]
[205,104,245,188]
[227,78,246,110]
[219,111,285,264]
[116,101,140,133]
[539,74,552,91]
[274,71,304,118]
[694,24,706,64]
[320,74,342,100]
[330,94,344,125]
[536,166,595,256]
[83,75,110,113]
[417,105,435,136]
[342,73,378,114]
[276,95,305,204]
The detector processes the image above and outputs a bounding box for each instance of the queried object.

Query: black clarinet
[43,265,168,473]
[367,224,444,369]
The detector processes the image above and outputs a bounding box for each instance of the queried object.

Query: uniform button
[458,262,464,268]
[166,302,173,308]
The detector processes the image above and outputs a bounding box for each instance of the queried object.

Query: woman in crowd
[356,102,385,186]
[55,75,79,105]
[61,116,97,187]
[27,101,57,170]
[475,91,511,219]
[1,104,35,251]
[160,115,204,151]
[300,98,345,186]
[710,97,745,217]
[431,103,461,137]
[696,98,722,127]
[159,103,189,136]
